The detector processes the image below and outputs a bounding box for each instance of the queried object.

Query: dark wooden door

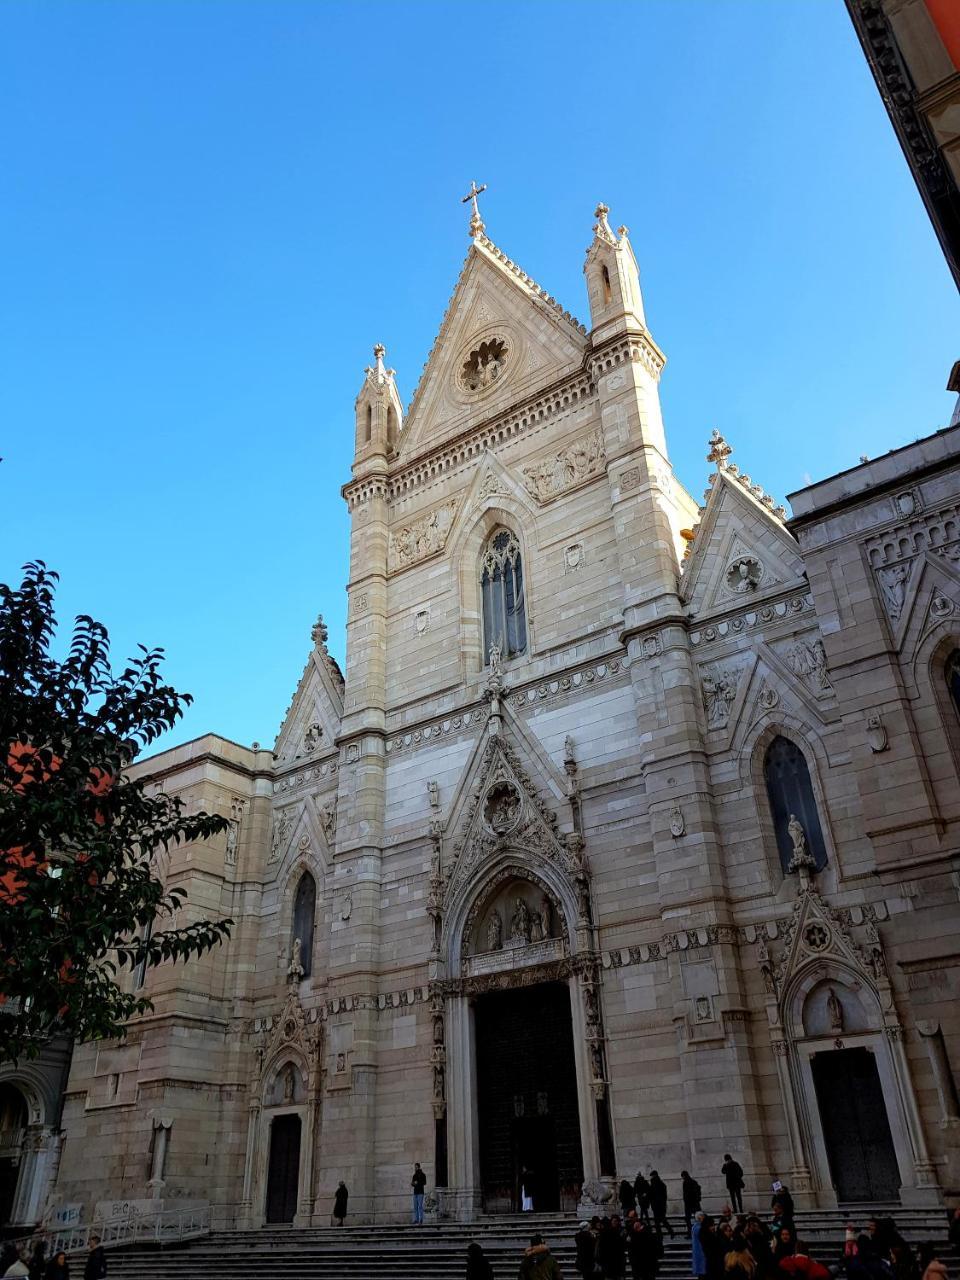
[474,982,583,1213]
[265,1114,301,1223]
[812,1048,901,1202]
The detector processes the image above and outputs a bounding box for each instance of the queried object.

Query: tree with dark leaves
[0,562,232,1062]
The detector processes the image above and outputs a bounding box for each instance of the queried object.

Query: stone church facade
[32,203,960,1228]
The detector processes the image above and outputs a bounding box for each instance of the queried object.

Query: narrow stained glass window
[481,528,527,663]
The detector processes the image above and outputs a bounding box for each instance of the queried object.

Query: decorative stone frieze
[388,497,461,572]
[521,426,605,503]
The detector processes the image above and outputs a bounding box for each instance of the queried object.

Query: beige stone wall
[49,220,960,1228]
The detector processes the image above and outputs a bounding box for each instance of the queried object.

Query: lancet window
[946,650,960,722]
[763,735,828,874]
[291,872,316,979]
[481,528,527,664]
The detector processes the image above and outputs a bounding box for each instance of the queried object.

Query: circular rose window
[459,337,508,394]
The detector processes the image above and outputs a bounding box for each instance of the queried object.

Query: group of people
[0,1236,106,1280]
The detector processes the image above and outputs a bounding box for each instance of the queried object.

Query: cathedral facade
[22,204,960,1228]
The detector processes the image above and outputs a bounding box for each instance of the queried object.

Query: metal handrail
[9,1203,211,1257]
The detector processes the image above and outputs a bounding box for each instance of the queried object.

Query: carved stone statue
[826,986,844,1032]
[488,641,503,677]
[269,811,293,863]
[701,666,738,727]
[509,896,531,944]
[282,1064,295,1103]
[788,813,809,864]
[564,735,576,765]
[427,780,440,810]
[287,936,304,981]
[486,909,503,952]
[539,896,551,940]
[224,820,239,866]
[320,802,337,840]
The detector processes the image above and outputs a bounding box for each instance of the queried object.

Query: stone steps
[100,1207,957,1280]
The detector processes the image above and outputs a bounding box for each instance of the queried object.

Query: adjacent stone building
[43,202,960,1229]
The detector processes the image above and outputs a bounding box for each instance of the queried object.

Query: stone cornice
[342,368,597,512]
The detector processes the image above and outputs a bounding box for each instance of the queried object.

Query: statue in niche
[539,896,551,940]
[826,986,844,1032]
[287,936,304,981]
[488,641,503,678]
[787,813,811,868]
[282,1064,295,1103]
[486,909,503,952]
[510,896,531,943]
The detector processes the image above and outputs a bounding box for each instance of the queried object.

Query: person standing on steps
[633,1171,651,1223]
[333,1179,348,1226]
[466,1241,495,1280]
[681,1171,703,1238]
[721,1155,745,1215]
[411,1161,427,1224]
[517,1233,563,1279]
[648,1171,675,1239]
[83,1238,106,1280]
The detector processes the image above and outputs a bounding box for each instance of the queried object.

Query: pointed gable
[274,616,345,763]
[398,234,588,460]
[681,430,804,618]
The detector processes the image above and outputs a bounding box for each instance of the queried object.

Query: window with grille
[481,528,527,664]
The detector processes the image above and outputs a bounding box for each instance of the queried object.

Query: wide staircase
[104,1207,956,1280]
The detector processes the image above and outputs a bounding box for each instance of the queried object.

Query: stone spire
[353,342,403,471]
[583,202,647,334]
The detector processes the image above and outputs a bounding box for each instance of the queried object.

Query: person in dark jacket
[574,1222,596,1279]
[466,1241,494,1280]
[770,1184,794,1222]
[27,1244,46,1280]
[333,1180,349,1226]
[745,1217,774,1279]
[681,1172,703,1237]
[598,1217,627,1280]
[620,1179,638,1218]
[628,1217,662,1280]
[648,1172,675,1239]
[43,1253,69,1280]
[721,1156,745,1215]
[83,1238,106,1280]
[633,1173,651,1223]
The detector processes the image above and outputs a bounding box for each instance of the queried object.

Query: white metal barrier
[10,1203,211,1257]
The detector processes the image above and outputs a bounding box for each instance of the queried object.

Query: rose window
[460,337,508,393]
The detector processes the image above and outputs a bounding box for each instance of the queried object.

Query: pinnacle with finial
[311,615,328,651]
[707,428,733,469]
[461,180,487,238]
[593,202,616,244]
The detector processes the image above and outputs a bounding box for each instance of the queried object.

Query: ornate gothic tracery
[481,528,527,663]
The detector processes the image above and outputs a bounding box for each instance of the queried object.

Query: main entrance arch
[435,854,613,1220]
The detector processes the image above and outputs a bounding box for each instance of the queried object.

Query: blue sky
[2,1,958,755]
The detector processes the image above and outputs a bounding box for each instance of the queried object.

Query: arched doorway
[811,1046,900,1202]
[443,866,597,1217]
[0,1083,27,1227]
[265,1113,301,1224]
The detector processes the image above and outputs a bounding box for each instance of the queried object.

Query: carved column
[770,1038,814,1197]
[883,1024,940,1195]
[917,1021,960,1125]
[240,1100,260,1224]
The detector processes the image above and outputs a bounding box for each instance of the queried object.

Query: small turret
[353,343,403,472]
[583,203,647,338]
